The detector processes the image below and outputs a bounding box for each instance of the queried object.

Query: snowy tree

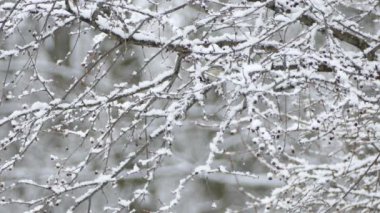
[0,0,379,212]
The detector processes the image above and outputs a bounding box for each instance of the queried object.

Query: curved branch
[248,0,378,60]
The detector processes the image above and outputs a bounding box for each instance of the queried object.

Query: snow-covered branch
[0,0,379,212]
